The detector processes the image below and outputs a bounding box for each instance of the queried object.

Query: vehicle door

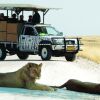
[19,26,39,52]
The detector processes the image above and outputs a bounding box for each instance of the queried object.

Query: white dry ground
[0,55,100,100]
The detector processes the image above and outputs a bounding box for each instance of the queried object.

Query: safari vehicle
[0,4,81,61]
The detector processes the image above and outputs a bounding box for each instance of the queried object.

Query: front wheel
[65,53,76,61]
[40,46,52,60]
[0,46,6,60]
[17,52,29,60]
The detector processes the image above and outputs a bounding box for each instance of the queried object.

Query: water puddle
[0,87,100,100]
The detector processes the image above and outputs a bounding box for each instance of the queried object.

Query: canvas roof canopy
[0,4,60,23]
[0,4,58,11]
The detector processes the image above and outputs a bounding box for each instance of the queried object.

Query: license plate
[67,46,75,51]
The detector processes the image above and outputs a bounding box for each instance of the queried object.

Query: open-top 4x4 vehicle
[0,4,81,61]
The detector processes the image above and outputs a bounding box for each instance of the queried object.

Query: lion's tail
[51,82,67,89]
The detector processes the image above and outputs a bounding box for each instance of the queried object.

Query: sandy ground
[0,55,100,85]
[0,55,100,100]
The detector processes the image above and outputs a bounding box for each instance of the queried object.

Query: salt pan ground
[0,55,100,100]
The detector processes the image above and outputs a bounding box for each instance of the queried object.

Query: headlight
[52,39,64,45]
[66,40,75,45]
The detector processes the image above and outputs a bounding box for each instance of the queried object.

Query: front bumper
[51,37,81,56]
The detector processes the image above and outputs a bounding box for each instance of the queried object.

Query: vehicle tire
[0,46,6,60]
[65,53,76,61]
[17,52,29,60]
[40,46,52,60]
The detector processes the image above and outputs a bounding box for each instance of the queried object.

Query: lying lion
[57,79,100,94]
[0,63,55,91]
[1,63,100,94]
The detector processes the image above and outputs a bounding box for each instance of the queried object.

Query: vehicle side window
[35,27,42,33]
[24,27,36,35]
[35,27,47,34]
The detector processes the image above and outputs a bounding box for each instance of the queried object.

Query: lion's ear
[39,63,42,67]
[27,63,32,69]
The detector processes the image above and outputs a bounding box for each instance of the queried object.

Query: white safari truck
[0,4,81,61]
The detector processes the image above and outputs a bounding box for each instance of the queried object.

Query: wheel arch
[38,40,52,55]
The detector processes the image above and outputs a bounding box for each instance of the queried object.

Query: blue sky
[0,0,100,36]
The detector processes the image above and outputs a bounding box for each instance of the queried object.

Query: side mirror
[59,32,63,36]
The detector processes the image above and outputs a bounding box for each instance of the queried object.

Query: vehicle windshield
[35,26,61,36]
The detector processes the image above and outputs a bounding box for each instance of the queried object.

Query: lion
[56,79,100,94]
[0,63,55,91]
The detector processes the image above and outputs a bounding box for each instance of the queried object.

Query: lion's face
[23,63,42,80]
[28,63,42,79]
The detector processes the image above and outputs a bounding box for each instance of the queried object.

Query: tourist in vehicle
[19,15,24,22]
[28,15,32,22]
[32,9,41,25]
[0,13,4,21]
[11,13,18,22]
